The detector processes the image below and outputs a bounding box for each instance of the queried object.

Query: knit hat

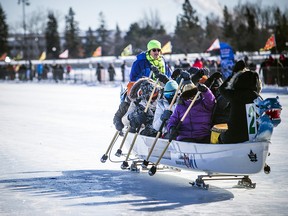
[164,80,178,92]
[233,60,246,73]
[147,40,161,51]
[164,80,178,99]
[181,83,197,99]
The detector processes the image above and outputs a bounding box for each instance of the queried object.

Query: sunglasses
[152,49,161,52]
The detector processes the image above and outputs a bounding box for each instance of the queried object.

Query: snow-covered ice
[0,82,287,216]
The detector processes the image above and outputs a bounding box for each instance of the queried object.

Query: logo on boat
[177,153,198,169]
[248,150,258,162]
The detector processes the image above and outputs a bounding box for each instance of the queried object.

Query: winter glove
[128,112,147,129]
[155,73,169,84]
[201,67,210,75]
[160,110,173,122]
[187,67,200,75]
[115,121,124,131]
[169,127,179,140]
[151,65,160,75]
[179,70,191,81]
[210,72,222,80]
[171,68,181,80]
[191,69,204,84]
[197,83,208,92]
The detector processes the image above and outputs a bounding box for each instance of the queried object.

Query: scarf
[146,52,165,74]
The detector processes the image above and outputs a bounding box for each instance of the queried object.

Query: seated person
[113,82,134,133]
[122,77,161,137]
[218,61,262,144]
[167,82,215,143]
[153,80,179,135]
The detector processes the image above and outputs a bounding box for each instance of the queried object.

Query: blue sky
[1,0,287,33]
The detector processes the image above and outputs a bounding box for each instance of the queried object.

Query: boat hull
[125,133,270,175]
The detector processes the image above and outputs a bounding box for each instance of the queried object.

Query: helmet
[163,80,178,99]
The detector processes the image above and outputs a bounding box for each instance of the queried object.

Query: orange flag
[263,35,276,51]
[92,46,102,57]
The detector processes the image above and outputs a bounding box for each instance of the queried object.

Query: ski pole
[100,130,120,163]
[148,91,201,176]
[142,78,184,168]
[115,126,131,157]
[121,79,159,169]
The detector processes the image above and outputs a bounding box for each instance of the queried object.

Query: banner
[93,46,102,57]
[263,34,276,51]
[206,38,220,52]
[39,51,46,61]
[121,44,132,56]
[59,49,69,58]
[161,41,172,54]
[220,42,234,60]
[220,42,235,80]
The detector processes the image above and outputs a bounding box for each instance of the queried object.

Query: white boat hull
[125,133,270,175]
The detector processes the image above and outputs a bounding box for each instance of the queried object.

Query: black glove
[160,110,173,121]
[179,70,191,81]
[187,67,200,75]
[210,72,222,80]
[197,83,208,92]
[171,68,181,80]
[169,127,178,140]
[151,65,160,75]
[201,67,210,75]
[191,69,204,84]
[128,112,146,129]
[155,73,169,84]
[115,121,124,131]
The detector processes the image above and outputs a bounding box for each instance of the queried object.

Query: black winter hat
[227,70,261,93]
[233,60,246,73]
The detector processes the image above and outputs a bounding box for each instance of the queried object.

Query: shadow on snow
[0,169,234,212]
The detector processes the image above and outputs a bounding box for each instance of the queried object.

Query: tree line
[0,0,287,60]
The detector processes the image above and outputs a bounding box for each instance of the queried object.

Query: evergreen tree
[245,7,257,51]
[222,6,234,42]
[45,12,60,59]
[0,3,9,55]
[124,23,146,53]
[64,7,81,58]
[114,24,124,56]
[84,27,97,57]
[173,0,204,53]
[95,12,111,56]
[205,15,222,42]
[274,7,288,52]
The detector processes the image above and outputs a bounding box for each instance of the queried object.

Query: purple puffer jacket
[167,89,215,141]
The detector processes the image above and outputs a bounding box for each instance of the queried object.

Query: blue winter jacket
[167,89,215,142]
[129,52,172,81]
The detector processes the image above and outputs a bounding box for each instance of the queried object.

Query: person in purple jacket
[166,82,216,143]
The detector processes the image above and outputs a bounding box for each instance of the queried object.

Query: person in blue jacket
[129,39,172,81]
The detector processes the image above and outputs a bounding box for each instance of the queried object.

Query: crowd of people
[260,54,288,86]
[0,62,72,82]
[113,39,265,144]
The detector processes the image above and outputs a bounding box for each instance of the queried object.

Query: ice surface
[0,82,287,216]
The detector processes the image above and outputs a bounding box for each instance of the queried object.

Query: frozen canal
[0,82,287,216]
